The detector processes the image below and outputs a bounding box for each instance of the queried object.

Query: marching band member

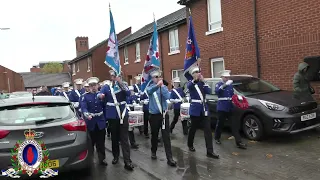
[214,70,247,149]
[127,86,139,149]
[80,77,108,166]
[83,82,90,92]
[187,66,219,159]
[169,77,188,135]
[133,75,144,135]
[54,87,62,96]
[146,70,177,167]
[69,79,85,116]
[98,70,134,171]
[60,82,70,100]
[140,90,150,138]
[102,80,112,138]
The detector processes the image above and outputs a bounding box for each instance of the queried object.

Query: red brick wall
[119,23,187,85]
[30,68,42,72]
[187,0,320,99]
[0,65,24,92]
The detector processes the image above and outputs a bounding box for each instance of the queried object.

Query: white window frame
[77,62,80,72]
[72,63,76,75]
[135,43,141,63]
[206,0,223,36]
[87,57,91,72]
[124,47,129,65]
[172,69,184,80]
[168,28,180,55]
[210,57,225,78]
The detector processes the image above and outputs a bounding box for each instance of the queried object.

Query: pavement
[104,112,320,180]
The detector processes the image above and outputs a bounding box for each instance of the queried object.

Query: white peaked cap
[220,70,231,77]
[74,78,83,85]
[57,87,62,90]
[62,82,70,88]
[172,77,181,83]
[189,65,200,75]
[109,70,116,76]
[87,77,99,84]
[83,82,89,87]
[103,80,111,86]
[134,75,141,80]
[128,86,134,91]
[150,70,162,77]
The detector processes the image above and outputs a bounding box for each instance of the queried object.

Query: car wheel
[242,114,264,140]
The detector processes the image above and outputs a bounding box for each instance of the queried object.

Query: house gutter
[253,0,261,78]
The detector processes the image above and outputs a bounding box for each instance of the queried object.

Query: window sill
[87,69,91,72]
[168,50,180,56]
[124,62,129,65]
[134,59,141,63]
[205,27,223,36]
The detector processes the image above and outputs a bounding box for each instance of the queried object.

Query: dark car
[185,75,320,141]
[0,96,93,176]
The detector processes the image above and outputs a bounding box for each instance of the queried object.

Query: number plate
[40,159,59,169]
[301,112,316,121]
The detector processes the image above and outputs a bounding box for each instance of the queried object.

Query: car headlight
[258,100,285,111]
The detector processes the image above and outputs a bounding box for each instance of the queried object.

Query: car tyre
[242,114,264,141]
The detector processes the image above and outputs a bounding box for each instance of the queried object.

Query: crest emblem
[1,129,58,178]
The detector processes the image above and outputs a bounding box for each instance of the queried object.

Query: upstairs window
[207,0,223,33]
[169,28,179,53]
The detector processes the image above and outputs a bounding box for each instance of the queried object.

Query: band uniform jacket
[80,91,107,131]
[187,80,211,116]
[215,81,234,112]
[170,87,185,109]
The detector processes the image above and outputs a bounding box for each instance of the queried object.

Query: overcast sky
[0,0,182,73]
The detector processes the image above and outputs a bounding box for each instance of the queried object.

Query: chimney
[75,37,89,56]
[117,27,132,41]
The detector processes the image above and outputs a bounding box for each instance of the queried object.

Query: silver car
[0,96,93,176]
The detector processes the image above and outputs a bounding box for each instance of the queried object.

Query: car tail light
[78,150,88,160]
[62,120,86,132]
[0,130,10,139]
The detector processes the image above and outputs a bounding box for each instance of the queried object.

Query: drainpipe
[159,33,165,79]
[253,0,261,78]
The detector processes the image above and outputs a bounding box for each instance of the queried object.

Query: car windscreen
[0,103,75,126]
[233,78,280,96]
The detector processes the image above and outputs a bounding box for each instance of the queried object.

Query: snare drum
[134,104,143,111]
[180,103,190,120]
[128,111,144,128]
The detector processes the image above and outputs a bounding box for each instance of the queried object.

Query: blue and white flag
[141,19,160,91]
[105,6,121,76]
[183,15,200,81]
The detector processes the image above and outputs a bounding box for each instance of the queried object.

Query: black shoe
[167,159,177,167]
[139,131,143,135]
[207,152,219,159]
[215,140,221,144]
[188,146,196,152]
[170,128,173,134]
[237,142,247,149]
[183,131,188,135]
[145,134,149,139]
[112,158,119,164]
[151,152,157,160]
[131,144,139,149]
[124,163,134,171]
[99,159,108,166]
[157,138,161,143]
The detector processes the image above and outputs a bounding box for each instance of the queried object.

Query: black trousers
[187,114,213,154]
[143,110,149,135]
[170,108,188,134]
[215,111,242,144]
[88,125,106,162]
[128,129,136,145]
[149,113,173,160]
[109,116,131,163]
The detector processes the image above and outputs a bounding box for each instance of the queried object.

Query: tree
[42,62,63,73]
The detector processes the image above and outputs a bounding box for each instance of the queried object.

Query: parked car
[9,91,32,98]
[184,75,320,140]
[0,96,93,175]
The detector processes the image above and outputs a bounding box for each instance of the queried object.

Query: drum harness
[153,91,167,129]
[172,89,185,103]
[72,89,81,108]
[63,92,69,101]
[109,85,129,125]
[192,84,208,116]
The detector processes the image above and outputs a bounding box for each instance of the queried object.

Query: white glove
[226,80,233,85]
[174,99,181,103]
[144,100,149,105]
[73,102,79,108]
[134,93,139,96]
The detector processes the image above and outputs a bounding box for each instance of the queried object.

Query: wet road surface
[104,112,320,180]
